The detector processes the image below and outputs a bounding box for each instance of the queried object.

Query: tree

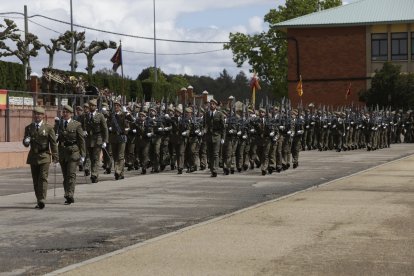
[56,31,86,71]
[42,38,61,68]
[224,0,342,98]
[0,18,42,80]
[81,40,117,77]
[361,62,414,109]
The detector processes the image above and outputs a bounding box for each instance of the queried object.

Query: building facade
[276,0,414,106]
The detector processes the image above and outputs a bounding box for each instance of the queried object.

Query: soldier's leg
[65,160,78,201]
[260,139,271,174]
[292,136,301,168]
[230,139,238,173]
[60,160,69,197]
[31,164,47,205]
[268,139,277,172]
[275,136,284,172]
[151,137,161,172]
[243,140,250,170]
[90,146,102,181]
[199,139,207,170]
[125,141,135,170]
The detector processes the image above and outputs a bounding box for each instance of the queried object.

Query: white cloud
[248,16,263,33]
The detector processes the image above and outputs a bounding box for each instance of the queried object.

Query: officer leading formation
[25,87,414,208]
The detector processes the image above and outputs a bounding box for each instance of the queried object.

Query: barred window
[411,32,414,60]
[371,33,388,61]
[391,32,408,60]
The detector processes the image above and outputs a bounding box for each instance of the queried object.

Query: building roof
[274,0,414,29]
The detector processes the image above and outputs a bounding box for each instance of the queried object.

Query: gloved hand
[311,122,315,125]
[290,131,295,137]
[102,142,107,149]
[270,131,275,137]
[102,107,107,112]
[279,125,285,130]
[132,129,137,134]
[158,127,163,132]
[297,130,304,135]
[164,114,170,119]
[195,129,200,135]
[23,137,31,146]
[122,106,127,112]
[54,117,60,122]
[287,131,292,135]
[237,131,242,136]
[125,128,130,132]
[80,157,85,163]
[108,127,112,132]
[242,135,247,139]
[147,133,153,138]
[164,126,172,131]
[220,139,225,145]
[249,129,255,134]
[83,131,88,137]
[181,131,188,137]
[197,131,203,137]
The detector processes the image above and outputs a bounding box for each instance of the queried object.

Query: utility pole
[24,5,29,80]
[153,0,157,82]
[70,0,75,72]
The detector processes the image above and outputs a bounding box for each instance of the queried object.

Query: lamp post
[70,0,75,72]
[153,0,157,82]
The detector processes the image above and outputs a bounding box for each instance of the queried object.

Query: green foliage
[0,60,25,90]
[224,0,342,99]
[360,62,414,109]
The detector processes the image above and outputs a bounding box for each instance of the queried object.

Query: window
[391,32,408,60]
[371,33,388,61]
[412,32,414,60]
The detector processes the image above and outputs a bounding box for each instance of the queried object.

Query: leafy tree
[361,62,414,109]
[81,40,117,77]
[56,31,86,71]
[224,0,342,99]
[0,18,42,80]
[42,38,62,68]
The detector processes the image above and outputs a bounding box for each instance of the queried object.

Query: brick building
[275,0,414,106]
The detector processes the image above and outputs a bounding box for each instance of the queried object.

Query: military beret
[149,107,157,113]
[139,112,147,117]
[247,108,254,113]
[259,108,266,113]
[113,101,121,106]
[83,103,90,108]
[210,99,218,105]
[202,90,209,95]
[167,106,175,112]
[76,106,82,111]
[185,107,193,113]
[33,106,45,114]
[89,99,97,106]
[63,105,73,113]
[308,103,315,108]
[180,87,187,91]
[175,107,183,113]
[187,85,193,89]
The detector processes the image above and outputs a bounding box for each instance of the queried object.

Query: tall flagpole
[120,40,124,99]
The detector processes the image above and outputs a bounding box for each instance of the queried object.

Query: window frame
[391,32,408,61]
[371,33,388,61]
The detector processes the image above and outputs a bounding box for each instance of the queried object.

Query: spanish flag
[250,72,261,106]
[296,75,303,97]
[0,90,7,110]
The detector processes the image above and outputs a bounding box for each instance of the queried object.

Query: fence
[0,90,102,142]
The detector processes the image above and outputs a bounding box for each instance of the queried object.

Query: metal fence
[1,90,101,142]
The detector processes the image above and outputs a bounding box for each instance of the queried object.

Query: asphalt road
[0,144,413,275]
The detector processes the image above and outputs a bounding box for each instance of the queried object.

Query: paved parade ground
[0,144,413,275]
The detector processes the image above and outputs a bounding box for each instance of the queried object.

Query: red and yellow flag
[250,72,261,106]
[296,75,303,97]
[0,90,7,110]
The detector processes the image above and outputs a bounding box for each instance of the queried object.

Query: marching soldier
[23,106,58,209]
[108,101,129,180]
[204,98,225,177]
[148,107,163,173]
[135,111,151,175]
[85,99,109,183]
[56,105,86,204]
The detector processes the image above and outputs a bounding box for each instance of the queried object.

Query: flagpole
[120,40,124,99]
[252,86,256,109]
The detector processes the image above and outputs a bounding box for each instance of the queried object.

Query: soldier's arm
[22,126,30,147]
[48,125,59,162]
[76,123,86,158]
[100,114,109,143]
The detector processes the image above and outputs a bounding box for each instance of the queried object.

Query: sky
[0,0,357,80]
